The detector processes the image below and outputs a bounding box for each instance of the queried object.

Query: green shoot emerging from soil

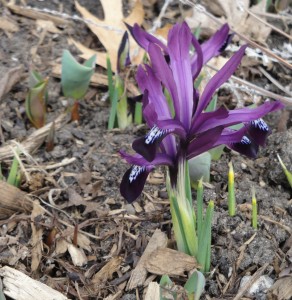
[251,187,258,229]
[0,155,21,187]
[228,161,236,216]
[61,50,96,121]
[107,31,142,129]
[277,154,292,188]
[25,71,48,129]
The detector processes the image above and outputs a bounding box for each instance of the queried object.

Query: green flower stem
[228,161,236,216]
[134,102,142,124]
[196,179,203,238]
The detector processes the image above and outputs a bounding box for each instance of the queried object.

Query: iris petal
[125,23,168,53]
[194,45,247,119]
[120,165,151,203]
[248,118,270,146]
[132,125,170,162]
[228,135,259,158]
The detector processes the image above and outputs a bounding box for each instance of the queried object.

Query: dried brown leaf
[73,0,145,71]
[92,256,123,285]
[0,16,19,33]
[36,19,62,34]
[187,0,271,43]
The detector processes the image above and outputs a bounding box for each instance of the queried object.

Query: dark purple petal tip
[120,165,150,203]
[248,118,270,146]
[132,125,169,162]
[117,31,130,72]
[229,135,259,158]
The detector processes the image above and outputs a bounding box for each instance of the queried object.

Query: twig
[0,113,68,160]
[253,11,292,21]
[259,215,292,234]
[206,64,292,106]
[149,0,173,33]
[245,8,292,40]
[233,263,269,300]
[26,157,77,172]
[259,66,292,97]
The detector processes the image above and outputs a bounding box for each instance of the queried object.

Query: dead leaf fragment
[187,0,271,43]
[0,16,19,33]
[74,0,145,71]
[145,248,199,276]
[36,19,62,34]
[92,256,122,285]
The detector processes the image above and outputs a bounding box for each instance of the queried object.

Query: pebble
[241,163,247,170]
[240,275,274,297]
[259,180,266,187]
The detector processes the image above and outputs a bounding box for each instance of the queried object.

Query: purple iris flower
[120,22,284,203]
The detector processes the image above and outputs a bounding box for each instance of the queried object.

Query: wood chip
[0,65,24,102]
[0,266,68,300]
[0,181,32,219]
[67,244,87,267]
[145,248,199,276]
[30,201,45,271]
[268,276,292,300]
[144,282,160,300]
[126,229,168,290]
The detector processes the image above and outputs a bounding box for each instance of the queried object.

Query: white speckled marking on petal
[241,136,251,145]
[129,165,146,183]
[145,125,168,145]
[251,119,269,132]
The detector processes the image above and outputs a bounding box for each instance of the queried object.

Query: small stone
[259,180,266,187]
[241,163,247,170]
[240,275,274,297]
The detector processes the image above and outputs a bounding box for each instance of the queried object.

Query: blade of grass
[7,155,20,186]
[106,55,115,103]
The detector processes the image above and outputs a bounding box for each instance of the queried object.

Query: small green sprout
[107,31,142,129]
[277,154,292,188]
[61,50,96,121]
[1,155,21,187]
[25,71,48,129]
[228,161,236,216]
[159,271,205,300]
[251,187,257,229]
[184,270,205,300]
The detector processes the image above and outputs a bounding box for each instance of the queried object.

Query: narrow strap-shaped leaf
[7,155,20,187]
